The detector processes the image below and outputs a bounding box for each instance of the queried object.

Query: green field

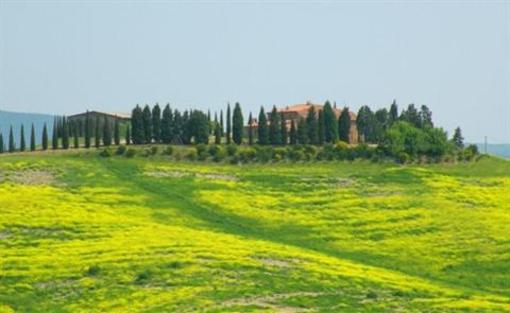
[0,151,509,312]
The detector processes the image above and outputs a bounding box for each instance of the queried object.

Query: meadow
[0,151,509,312]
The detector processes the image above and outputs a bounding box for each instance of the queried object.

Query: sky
[0,0,509,143]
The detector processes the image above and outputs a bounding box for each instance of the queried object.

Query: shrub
[135,270,152,284]
[196,143,207,156]
[239,147,256,163]
[162,146,173,156]
[187,149,197,161]
[288,146,304,161]
[99,148,112,158]
[125,148,137,158]
[255,146,273,163]
[397,152,410,164]
[85,265,101,276]
[213,147,226,162]
[150,146,159,155]
[226,144,237,156]
[115,145,127,155]
[208,145,220,157]
[273,147,287,162]
[303,145,317,161]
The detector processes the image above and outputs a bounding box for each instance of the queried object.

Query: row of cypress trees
[0,112,126,153]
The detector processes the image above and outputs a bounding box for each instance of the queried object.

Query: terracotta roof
[278,102,356,121]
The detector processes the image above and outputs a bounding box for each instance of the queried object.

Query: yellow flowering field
[0,153,509,312]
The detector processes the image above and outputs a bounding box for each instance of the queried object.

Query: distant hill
[0,110,55,146]
[475,143,510,159]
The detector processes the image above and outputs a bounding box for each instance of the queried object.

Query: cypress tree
[317,110,325,145]
[73,121,79,148]
[338,107,351,143]
[9,126,15,152]
[248,112,254,145]
[131,105,145,144]
[114,119,120,145]
[453,127,464,149]
[306,105,318,144]
[126,125,131,145]
[214,121,221,144]
[30,124,36,151]
[297,117,308,144]
[419,105,433,128]
[95,116,101,148]
[20,125,26,152]
[269,106,281,145]
[280,114,288,145]
[289,120,297,145]
[161,104,173,144]
[42,123,48,150]
[62,117,69,149]
[52,118,58,150]
[258,107,269,145]
[173,109,183,144]
[323,101,338,143]
[226,103,231,144]
[356,105,375,143]
[374,108,389,143]
[103,116,112,146]
[152,104,161,143]
[389,100,398,125]
[142,105,152,143]
[85,111,91,148]
[400,104,420,127]
[0,133,3,153]
[232,102,243,145]
[220,110,224,136]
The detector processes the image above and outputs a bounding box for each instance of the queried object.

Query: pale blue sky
[0,1,509,143]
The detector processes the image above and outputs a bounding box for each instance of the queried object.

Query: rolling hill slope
[0,153,509,312]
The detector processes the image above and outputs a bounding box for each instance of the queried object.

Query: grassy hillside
[0,153,509,312]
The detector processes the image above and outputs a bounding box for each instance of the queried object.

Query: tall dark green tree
[189,110,209,144]
[419,105,433,128]
[306,105,318,144]
[248,112,254,145]
[103,116,112,146]
[232,102,243,145]
[400,104,420,128]
[52,118,58,150]
[42,123,48,150]
[30,124,36,151]
[62,117,69,149]
[73,121,79,148]
[152,104,161,143]
[143,105,152,143]
[220,110,224,136]
[131,105,145,144]
[356,105,375,143]
[297,117,308,144]
[214,122,221,144]
[8,126,15,152]
[0,133,4,153]
[323,101,338,143]
[257,107,269,145]
[374,108,389,142]
[226,103,231,144]
[338,107,351,143]
[269,106,281,145]
[280,114,288,145]
[95,116,101,148]
[173,109,183,144]
[317,110,325,145]
[161,104,173,144]
[84,111,91,148]
[389,100,399,125]
[20,125,26,152]
[452,127,464,149]
[289,119,297,145]
[126,125,131,145]
[114,119,120,145]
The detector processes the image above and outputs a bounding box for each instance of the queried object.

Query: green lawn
[0,152,509,312]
